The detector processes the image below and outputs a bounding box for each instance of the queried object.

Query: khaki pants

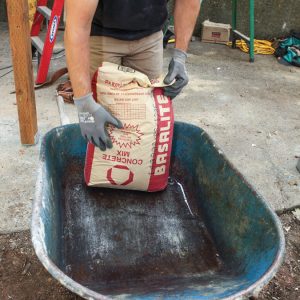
[89,31,163,79]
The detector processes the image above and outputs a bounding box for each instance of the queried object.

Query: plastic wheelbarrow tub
[32,122,285,300]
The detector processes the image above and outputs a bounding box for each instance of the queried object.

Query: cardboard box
[201,20,231,44]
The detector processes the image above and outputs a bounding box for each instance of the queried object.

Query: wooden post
[6,0,38,145]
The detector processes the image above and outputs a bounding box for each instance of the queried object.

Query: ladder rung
[31,36,44,54]
[31,36,64,55]
[37,6,52,20]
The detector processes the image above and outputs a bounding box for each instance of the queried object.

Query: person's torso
[91,0,168,40]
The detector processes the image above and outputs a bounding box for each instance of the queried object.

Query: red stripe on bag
[84,143,95,184]
[147,88,174,192]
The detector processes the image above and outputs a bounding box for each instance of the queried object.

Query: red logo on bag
[108,123,144,149]
[106,165,134,186]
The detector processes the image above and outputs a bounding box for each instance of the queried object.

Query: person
[65,0,201,150]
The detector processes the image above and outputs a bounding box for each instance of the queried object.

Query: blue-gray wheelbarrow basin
[32,122,285,300]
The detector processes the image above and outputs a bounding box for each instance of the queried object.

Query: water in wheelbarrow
[60,158,224,296]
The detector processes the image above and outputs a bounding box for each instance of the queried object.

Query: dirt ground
[258,211,300,300]
[0,212,299,300]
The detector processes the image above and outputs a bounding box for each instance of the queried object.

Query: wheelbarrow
[32,122,285,299]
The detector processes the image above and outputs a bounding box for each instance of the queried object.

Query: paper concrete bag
[84,62,174,192]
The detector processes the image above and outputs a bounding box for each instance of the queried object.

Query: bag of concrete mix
[84,62,174,192]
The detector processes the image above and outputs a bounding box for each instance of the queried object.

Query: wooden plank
[6,0,38,145]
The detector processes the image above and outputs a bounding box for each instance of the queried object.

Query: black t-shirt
[91,0,168,40]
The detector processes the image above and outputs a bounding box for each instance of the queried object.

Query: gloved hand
[164,48,189,99]
[74,93,123,151]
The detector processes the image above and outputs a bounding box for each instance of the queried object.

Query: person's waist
[90,24,163,41]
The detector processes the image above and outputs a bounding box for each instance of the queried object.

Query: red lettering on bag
[102,153,143,165]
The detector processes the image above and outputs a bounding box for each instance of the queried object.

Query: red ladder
[30,0,64,85]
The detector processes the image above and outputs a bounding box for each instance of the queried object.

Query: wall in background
[195,0,300,39]
[0,0,7,22]
[1,0,300,39]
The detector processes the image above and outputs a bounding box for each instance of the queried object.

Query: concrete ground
[0,22,299,233]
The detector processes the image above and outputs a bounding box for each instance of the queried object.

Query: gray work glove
[74,93,123,151]
[164,48,189,99]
